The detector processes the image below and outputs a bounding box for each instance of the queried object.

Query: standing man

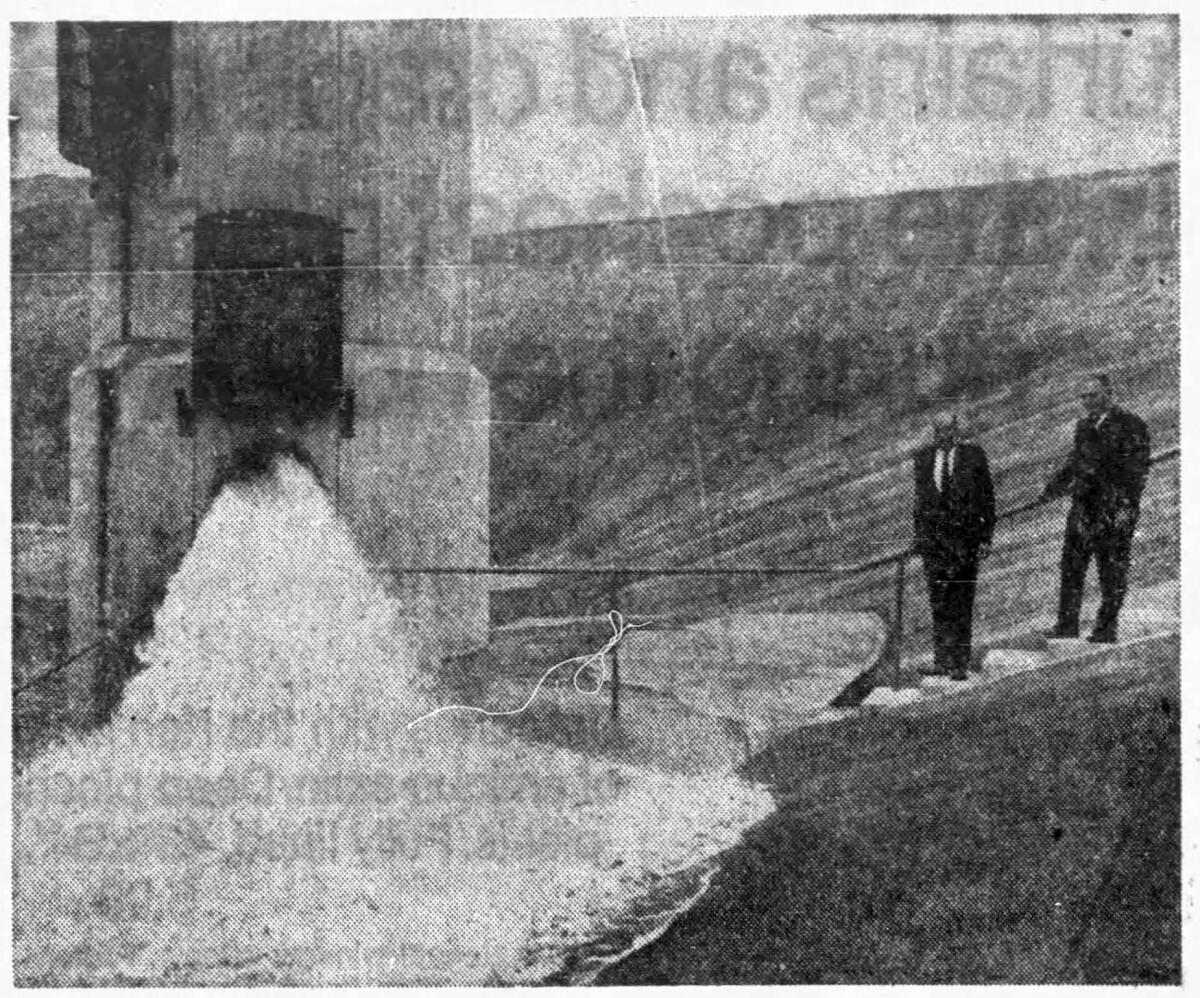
[913,412,996,680]
[1041,373,1151,643]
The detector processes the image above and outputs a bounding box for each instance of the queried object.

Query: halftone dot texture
[12,15,1179,987]
[476,168,1179,660]
[14,458,773,984]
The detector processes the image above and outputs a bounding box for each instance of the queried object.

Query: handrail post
[609,572,620,720]
[892,555,908,691]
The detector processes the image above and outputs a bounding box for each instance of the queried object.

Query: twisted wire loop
[406,610,647,728]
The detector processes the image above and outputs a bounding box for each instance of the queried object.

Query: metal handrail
[858,444,1179,693]
[14,447,1179,700]
[388,445,1181,580]
[392,563,841,577]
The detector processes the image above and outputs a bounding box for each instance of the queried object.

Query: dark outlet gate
[192,209,344,427]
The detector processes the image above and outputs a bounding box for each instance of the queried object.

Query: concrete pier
[62,22,490,721]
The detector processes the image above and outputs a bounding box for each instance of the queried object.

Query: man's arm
[975,446,996,546]
[1121,414,1151,507]
[912,453,929,553]
[1040,420,1083,501]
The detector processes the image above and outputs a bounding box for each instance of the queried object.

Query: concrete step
[917,672,984,696]
[979,629,1052,653]
[858,624,1179,720]
[1046,636,1093,660]
[904,653,986,683]
[895,574,1180,686]
[860,686,924,709]
[1010,578,1179,650]
[979,647,1051,679]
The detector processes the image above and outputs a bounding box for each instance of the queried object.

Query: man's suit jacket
[913,441,996,562]
[1043,405,1151,517]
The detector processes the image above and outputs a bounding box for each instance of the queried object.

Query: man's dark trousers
[913,441,995,675]
[1056,505,1138,637]
[1044,405,1149,639]
[923,550,980,674]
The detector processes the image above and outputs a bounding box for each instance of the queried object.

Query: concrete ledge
[891,629,1179,722]
[461,611,886,755]
[621,612,883,729]
[980,647,1048,679]
[805,627,1178,738]
[860,687,924,709]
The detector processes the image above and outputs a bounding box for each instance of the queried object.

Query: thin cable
[406,610,647,727]
[13,637,105,695]
[615,19,724,583]
[10,260,1054,281]
[12,603,153,695]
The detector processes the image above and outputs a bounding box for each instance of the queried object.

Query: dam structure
[58,22,489,722]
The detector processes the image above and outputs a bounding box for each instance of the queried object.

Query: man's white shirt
[934,445,957,493]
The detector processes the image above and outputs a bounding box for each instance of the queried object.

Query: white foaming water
[124,456,429,727]
[15,455,775,985]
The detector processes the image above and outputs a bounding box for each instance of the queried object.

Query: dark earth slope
[470,164,1178,600]
[597,636,1179,985]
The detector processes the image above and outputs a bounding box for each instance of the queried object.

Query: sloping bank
[13,458,773,986]
[596,631,1181,984]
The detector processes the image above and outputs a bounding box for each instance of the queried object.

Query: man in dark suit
[913,412,996,680]
[1040,373,1151,643]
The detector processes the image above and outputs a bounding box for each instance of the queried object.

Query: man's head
[931,410,958,448]
[1078,373,1113,417]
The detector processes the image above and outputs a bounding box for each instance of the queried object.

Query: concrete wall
[68,342,194,720]
[340,346,489,655]
[66,23,491,717]
[87,22,473,353]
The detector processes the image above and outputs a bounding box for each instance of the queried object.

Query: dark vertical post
[117,188,133,342]
[189,431,199,541]
[892,556,908,690]
[333,436,341,514]
[609,572,621,720]
[96,369,117,633]
[95,368,118,716]
[335,388,354,513]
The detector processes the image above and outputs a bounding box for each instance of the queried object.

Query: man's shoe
[1087,631,1117,645]
[918,662,948,676]
[949,669,969,681]
[1043,625,1080,639]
